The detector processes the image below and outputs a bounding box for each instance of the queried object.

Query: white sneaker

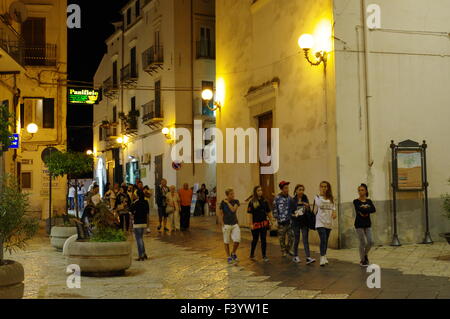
[324,256,329,264]
[306,257,316,265]
[293,256,301,263]
[320,256,326,267]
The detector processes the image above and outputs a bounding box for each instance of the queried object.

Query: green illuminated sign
[68,88,101,105]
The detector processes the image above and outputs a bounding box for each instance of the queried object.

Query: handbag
[165,205,175,214]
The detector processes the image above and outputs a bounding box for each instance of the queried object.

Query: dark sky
[67,0,129,152]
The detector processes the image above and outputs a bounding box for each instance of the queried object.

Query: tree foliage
[44,151,93,178]
[90,201,126,242]
[0,175,39,264]
[0,103,13,152]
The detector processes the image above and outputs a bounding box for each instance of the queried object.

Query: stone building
[0,0,68,219]
[93,0,216,196]
[215,0,450,248]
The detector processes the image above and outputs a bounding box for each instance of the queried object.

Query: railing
[142,100,163,122]
[23,44,57,66]
[142,46,164,70]
[103,77,119,95]
[121,64,138,82]
[196,40,215,59]
[0,19,23,66]
[125,110,139,133]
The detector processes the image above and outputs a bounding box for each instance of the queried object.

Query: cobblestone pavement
[5,216,450,299]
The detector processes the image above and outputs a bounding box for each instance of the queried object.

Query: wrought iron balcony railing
[0,19,23,66]
[121,64,139,84]
[142,46,164,74]
[23,43,57,66]
[103,76,119,97]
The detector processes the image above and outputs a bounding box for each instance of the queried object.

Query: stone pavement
[5,216,450,299]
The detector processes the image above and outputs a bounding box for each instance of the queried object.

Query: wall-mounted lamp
[161,127,175,144]
[22,123,39,141]
[298,33,328,67]
[116,135,129,147]
[86,150,93,156]
[201,89,222,112]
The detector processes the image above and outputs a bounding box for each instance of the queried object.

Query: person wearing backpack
[289,184,316,265]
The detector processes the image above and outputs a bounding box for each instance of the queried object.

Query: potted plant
[50,215,78,251]
[0,176,39,299]
[64,201,132,277]
[440,178,450,244]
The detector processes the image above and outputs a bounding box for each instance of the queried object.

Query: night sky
[67,0,129,152]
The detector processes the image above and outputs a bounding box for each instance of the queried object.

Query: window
[22,17,46,65]
[130,47,137,76]
[126,8,132,26]
[112,106,117,123]
[21,172,32,189]
[22,98,54,129]
[198,26,214,59]
[131,97,136,112]
[155,80,161,116]
[112,61,118,86]
[202,81,215,117]
[135,0,141,17]
[99,126,103,141]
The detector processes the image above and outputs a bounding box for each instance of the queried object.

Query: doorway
[258,112,275,208]
[154,154,163,188]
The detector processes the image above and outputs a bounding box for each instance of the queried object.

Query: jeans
[78,195,84,210]
[251,227,267,257]
[134,228,146,257]
[278,222,293,254]
[158,206,167,223]
[180,206,191,229]
[356,227,374,261]
[292,220,311,258]
[68,197,75,210]
[317,227,332,256]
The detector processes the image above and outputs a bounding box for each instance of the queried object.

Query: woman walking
[166,185,181,231]
[247,186,272,262]
[354,183,376,267]
[313,181,337,267]
[130,191,149,261]
[290,185,316,264]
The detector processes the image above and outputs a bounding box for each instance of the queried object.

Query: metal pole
[48,172,52,235]
[421,140,433,244]
[390,141,401,246]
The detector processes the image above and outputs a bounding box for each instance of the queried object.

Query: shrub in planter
[65,201,131,276]
[0,176,39,299]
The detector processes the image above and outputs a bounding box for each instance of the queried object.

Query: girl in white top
[313,181,337,266]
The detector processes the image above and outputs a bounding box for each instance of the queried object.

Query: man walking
[273,181,294,257]
[156,178,169,231]
[218,188,241,264]
[179,183,193,231]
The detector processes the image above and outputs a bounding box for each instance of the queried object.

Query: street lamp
[161,127,175,144]
[298,33,328,67]
[201,89,222,112]
[26,123,39,135]
[86,150,93,156]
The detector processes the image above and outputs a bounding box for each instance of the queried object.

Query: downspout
[190,0,195,177]
[121,24,125,183]
[360,0,374,173]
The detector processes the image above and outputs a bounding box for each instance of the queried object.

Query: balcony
[142,100,163,130]
[103,77,119,98]
[119,110,140,136]
[23,44,57,66]
[0,19,23,69]
[142,46,163,75]
[121,64,138,86]
[196,40,215,59]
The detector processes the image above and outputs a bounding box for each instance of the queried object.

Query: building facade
[0,0,67,219]
[216,0,450,248]
[93,0,216,196]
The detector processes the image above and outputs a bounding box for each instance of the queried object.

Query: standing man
[218,188,241,264]
[78,182,86,211]
[68,183,76,211]
[273,181,294,257]
[156,178,169,231]
[179,183,193,231]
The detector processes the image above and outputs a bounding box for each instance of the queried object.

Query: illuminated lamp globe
[201,89,214,101]
[117,137,123,144]
[162,127,170,136]
[123,136,130,144]
[298,34,315,50]
[86,150,93,156]
[26,123,38,134]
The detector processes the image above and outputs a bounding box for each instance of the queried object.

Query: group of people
[155,179,217,232]
[68,182,87,211]
[218,181,376,267]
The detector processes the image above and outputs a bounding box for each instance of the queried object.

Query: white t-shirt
[68,187,75,198]
[314,195,336,229]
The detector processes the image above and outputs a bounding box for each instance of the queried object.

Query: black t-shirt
[247,199,270,223]
[290,194,310,226]
[353,199,376,228]
[220,199,240,225]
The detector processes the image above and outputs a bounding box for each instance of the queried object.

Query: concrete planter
[0,261,24,299]
[50,226,78,251]
[440,233,450,245]
[65,240,132,276]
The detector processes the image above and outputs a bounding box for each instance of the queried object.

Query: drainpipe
[190,0,196,177]
[360,0,374,172]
